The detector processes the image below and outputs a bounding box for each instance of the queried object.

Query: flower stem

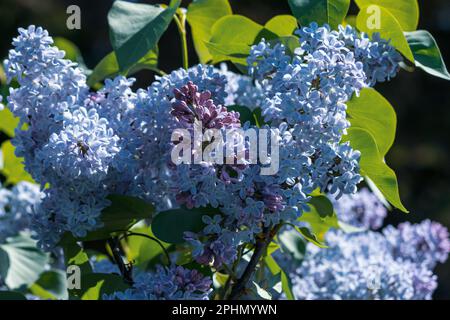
[173,13,189,70]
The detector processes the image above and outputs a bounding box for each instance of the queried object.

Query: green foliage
[187,0,232,63]
[80,273,130,300]
[87,49,159,87]
[343,128,408,212]
[264,15,298,36]
[354,0,419,31]
[308,195,334,218]
[347,88,397,157]
[405,30,450,81]
[278,229,306,261]
[356,5,414,62]
[0,140,34,185]
[206,15,267,65]
[60,248,129,301]
[206,14,299,65]
[0,233,48,290]
[152,208,214,244]
[288,0,350,29]
[0,108,19,138]
[29,270,68,300]
[264,254,295,300]
[226,105,263,127]
[126,224,171,269]
[63,241,92,275]
[108,0,180,72]
[296,195,339,246]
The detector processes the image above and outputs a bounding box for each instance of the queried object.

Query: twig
[107,237,134,285]
[173,13,189,70]
[228,224,282,300]
[120,231,172,266]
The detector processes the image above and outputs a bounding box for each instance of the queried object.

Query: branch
[107,237,134,285]
[228,224,282,300]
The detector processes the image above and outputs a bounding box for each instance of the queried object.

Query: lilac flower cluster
[331,187,387,230]
[285,186,449,300]
[291,229,441,300]
[104,265,212,300]
[384,220,450,269]
[0,181,42,242]
[219,63,265,109]
[3,24,402,268]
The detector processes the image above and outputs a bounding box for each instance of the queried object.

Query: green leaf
[206,15,266,65]
[60,195,155,243]
[0,108,19,137]
[0,233,48,289]
[108,0,179,72]
[405,30,450,81]
[288,0,351,29]
[355,0,419,31]
[308,195,334,218]
[214,271,229,287]
[30,270,68,300]
[347,88,397,157]
[295,226,327,248]
[0,291,27,300]
[264,255,295,300]
[187,0,232,63]
[252,108,265,127]
[343,128,408,212]
[0,140,34,184]
[281,271,295,300]
[81,273,130,300]
[268,35,301,57]
[226,105,264,126]
[87,49,158,87]
[152,207,217,244]
[63,240,92,275]
[297,199,339,245]
[264,15,298,36]
[278,229,306,261]
[356,6,414,62]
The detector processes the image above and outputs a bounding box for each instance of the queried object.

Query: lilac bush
[0,0,449,301]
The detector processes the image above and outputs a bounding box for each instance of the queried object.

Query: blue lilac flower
[0,181,42,242]
[4,26,88,180]
[219,63,265,109]
[291,230,438,300]
[2,23,403,258]
[331,187,387,230]
[105,265,212,300]
[383,220,450,269]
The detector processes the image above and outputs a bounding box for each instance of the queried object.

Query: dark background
[0,0,449,299]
